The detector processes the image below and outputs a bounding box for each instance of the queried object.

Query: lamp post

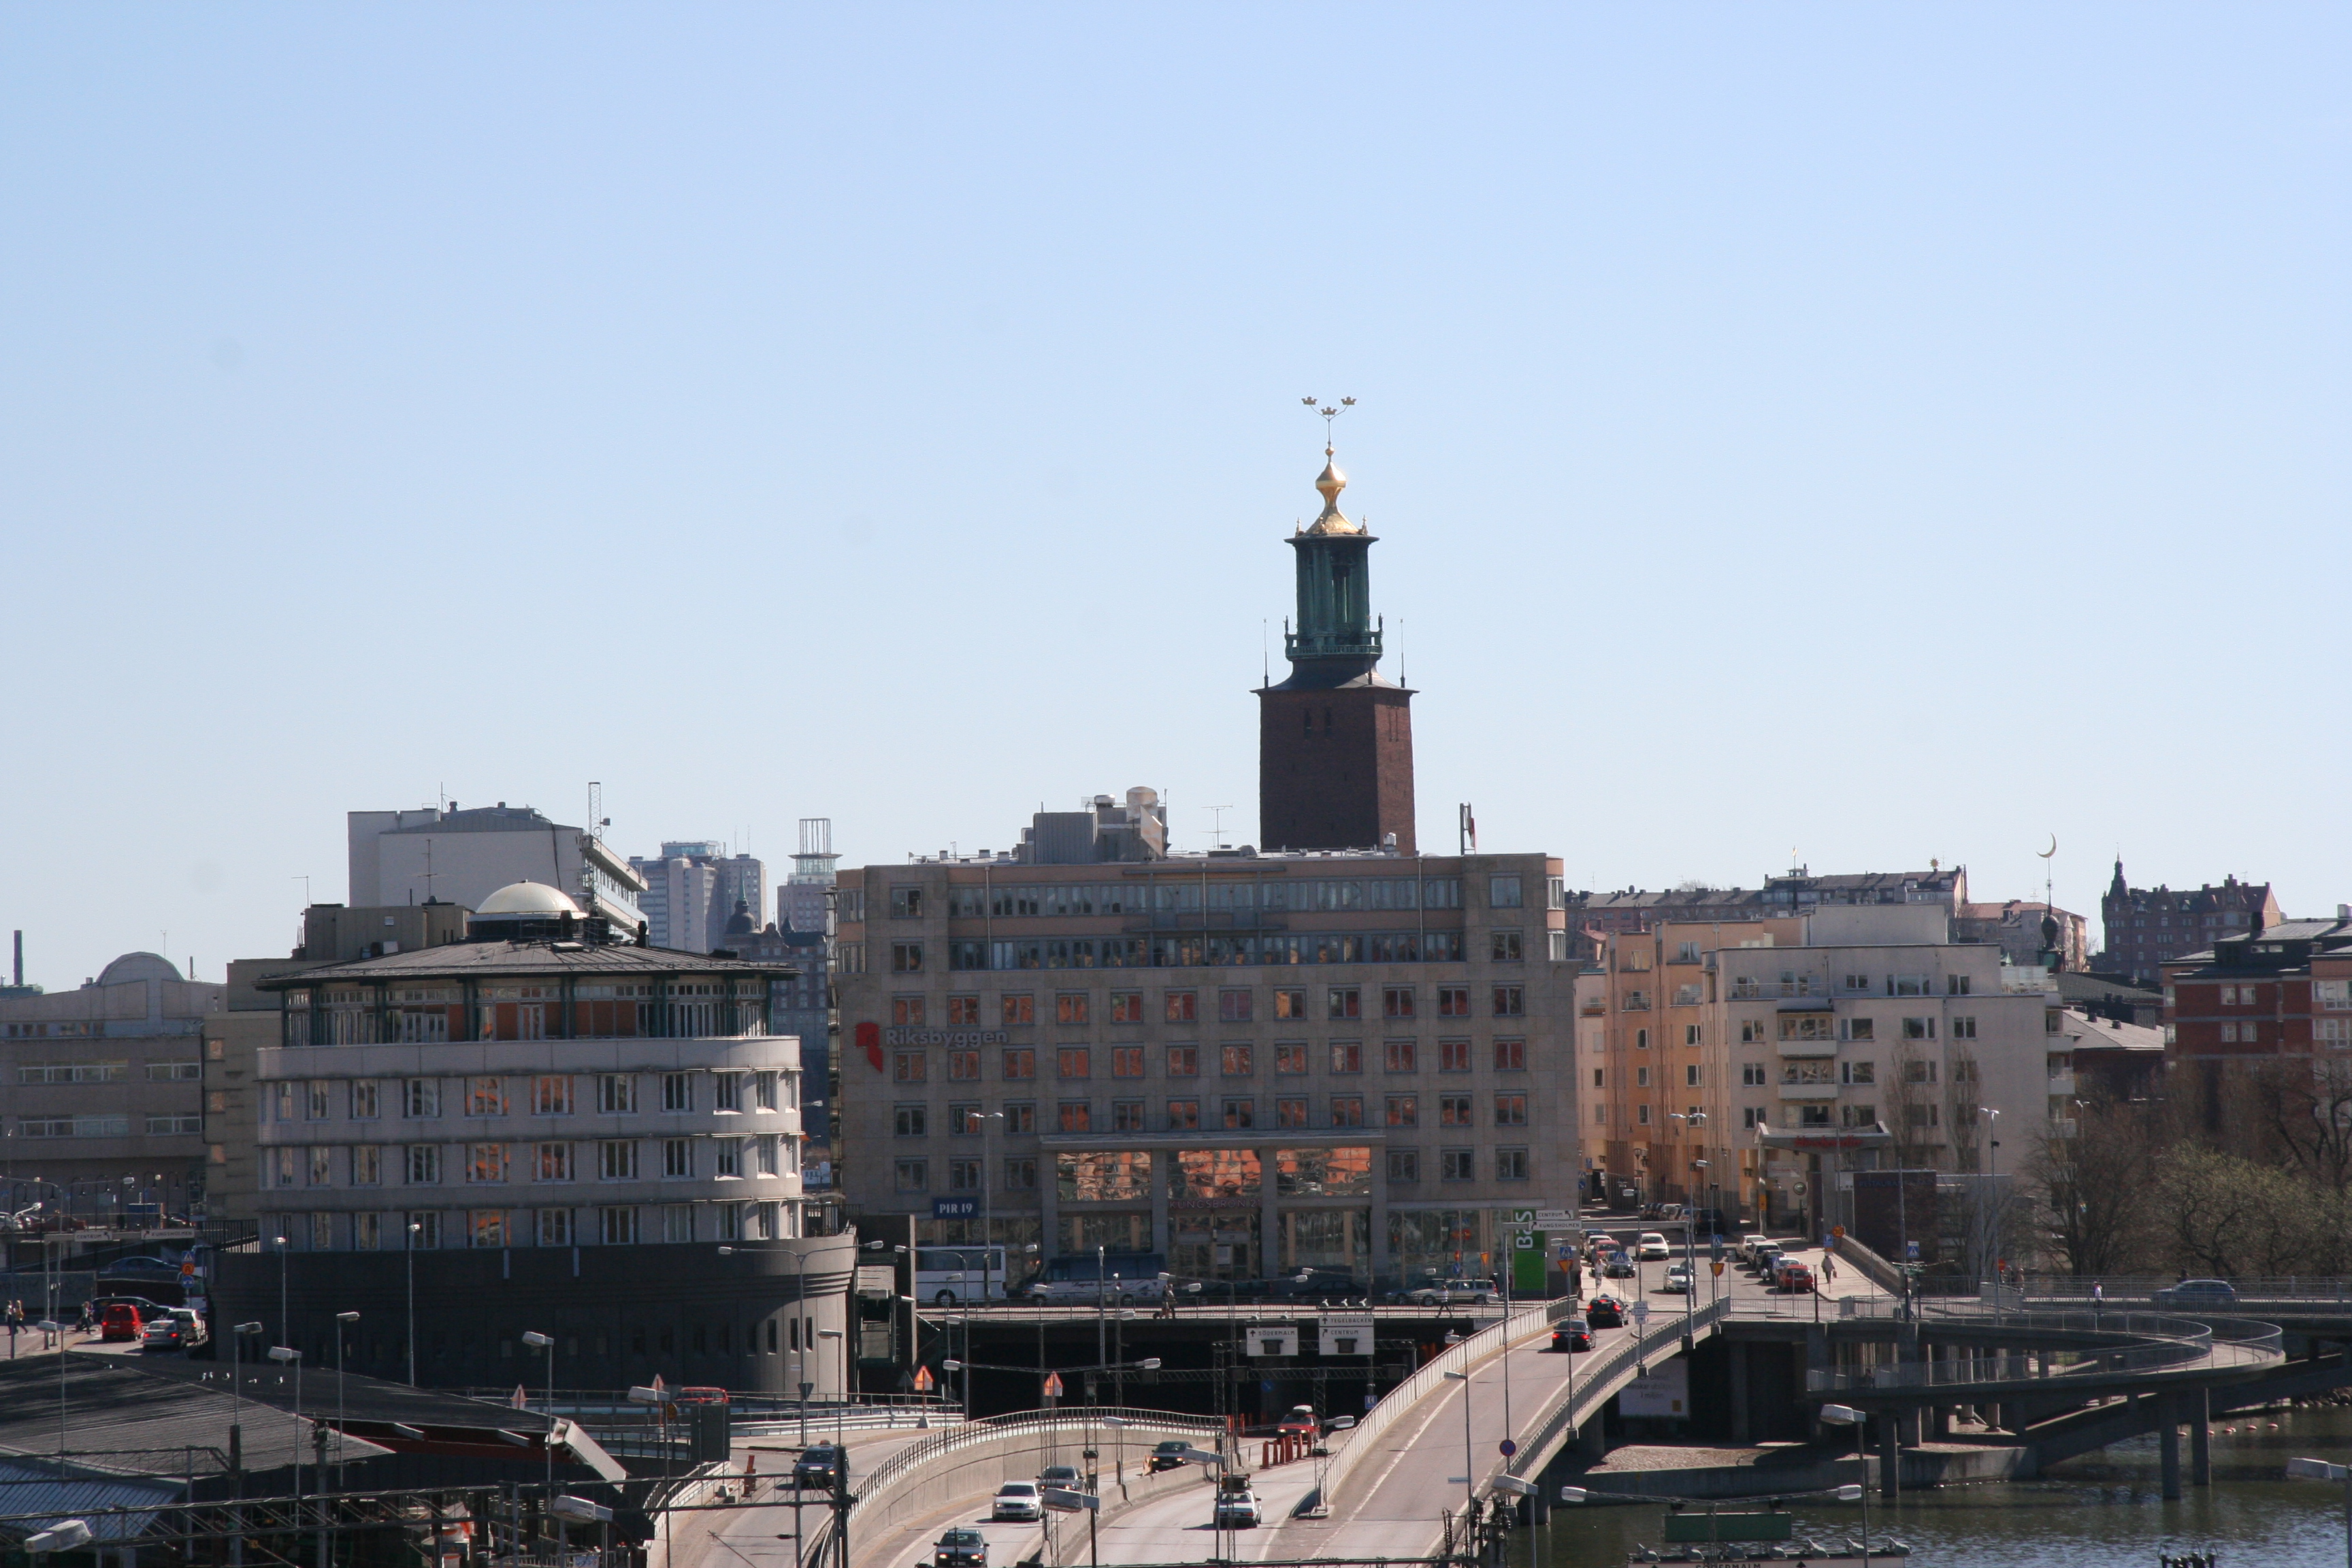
[1820,1403,1872,1566]
[1978,1107,2003,1289]
[267,1345,302,1499]
[818,1328,845,1447]
[405,1221,421,1386]
[276,1233,291,1351]
[523,1330,555,1538]
[2287,1456,2352,1568]
[1443,1367,1474,1514]
[333,1312,359,1489]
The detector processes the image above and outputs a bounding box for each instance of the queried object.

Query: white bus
[914,1245,1012,1306]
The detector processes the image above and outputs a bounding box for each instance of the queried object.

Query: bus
[1025,1252,1168,1304]
[913,1246,1013,1307]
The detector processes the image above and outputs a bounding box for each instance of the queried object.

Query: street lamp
[1978,1107,2004,1286]
[333,1312,359,1487]
[405,1221,421,1386]
[523,1330,556,1532]
[1443,1368,1474,1512]
[1820,1403,1874,1566]
[267,1346,302,1498]
[817,1329,845,1448]
[275,1234,291,1352]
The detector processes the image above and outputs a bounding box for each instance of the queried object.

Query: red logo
[856,1020,883,1072]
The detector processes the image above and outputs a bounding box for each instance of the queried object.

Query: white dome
[96,952,182,986]
[474,881,582,918]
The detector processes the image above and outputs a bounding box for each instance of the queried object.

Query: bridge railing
[1504,1298,1729,1487]
[2025,1277,2352,1307]
[1802,1309,2287,1394]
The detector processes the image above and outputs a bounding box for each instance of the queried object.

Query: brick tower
[1256,442,1417,852]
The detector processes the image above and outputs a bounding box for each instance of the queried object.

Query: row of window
[14,1060,201,1084]
[292,999,768,1048]
[265,1071,795,1123]
[890,1038,1529,1084]
[271,1201,791,1252]
[902,985,1505,1028]
[1718,973,1982,998]
[894,1090,1532,1137]
[891,1145,1531,1192]
[879,931,1547,973]
[14,1114,198,1138]
[267,1135,797,1188]
[892,875,1485,920]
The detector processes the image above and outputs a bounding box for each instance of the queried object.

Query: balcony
[1777,1081,1840,1101]
[1775,1039,1838,1059]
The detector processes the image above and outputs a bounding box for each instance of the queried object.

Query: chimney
[11,930,19,988]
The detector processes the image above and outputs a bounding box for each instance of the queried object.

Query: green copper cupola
[1279,447,1384,687]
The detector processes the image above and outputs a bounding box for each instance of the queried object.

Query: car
[991,1481,1043,1521]
[1601,1252,1636,1279]
[1036,1465,1083,1492]
[1635,1232,1671,1261]
[2154,1279,2240,1309]
[1277,1405,1319,1435]
[792,1446,843,1489]
[1752,1245,1784,1276]
[138,1312,200,1351]
[1400,1278,1499,1306]
[1148,1440,1191,1473]
[99,1303,145,1342]
[1660,1264,1693,1295]
[1654,1204,1686,1222]
[1550,1323,1595,1352]
[1262,1269,1365,1301]
[1212,1475,1261,1529]
[932,1529,987,1568]
[1776,1260,1816,1293]
[1583,1228,1614,1249]
[1690,1209,1729,1237]
[1739,1235,1771,1265]
[1586,1294,1629,1328]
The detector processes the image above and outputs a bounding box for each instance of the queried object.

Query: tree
[2027,1095,2160,1277]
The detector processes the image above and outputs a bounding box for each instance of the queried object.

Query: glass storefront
[1279,1207,1371,1275]
[1273,1146,1373,1197]
[1056,1149,1152,1201]
[1171,1209,1258,1280]
[1388,1207,1494,1286]
[1175,1147,1261,1200]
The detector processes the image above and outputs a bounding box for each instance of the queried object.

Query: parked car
[1660,1263,1693,1295]
[933,1529,987,1568]
[1263,1269,1365,1301]
[1148,1441,1191,1473]
[99,1303,146,1342]
[1752,1245,1784,1277]
[1635,1232,1671,1261]
[1212,1475,1261,1529]
[991,1482,1043,1521]
[1036,1465,1083,1492]
[1583,1228,1615,1250]
[138,1309,204,1352]
[1550,1323,1595,1352]
[1776,1260,1816,1293]
[1653,1204,1686,1222]
[1739,1235,1772,1266]
[2154,1279,2240,1309]
[1586,1294,1629,1328]
[1601,1252,1636,1279]
[792,1446,843,1489]
[1690,1209,1729,1237]
[1399,1278,1500,1306]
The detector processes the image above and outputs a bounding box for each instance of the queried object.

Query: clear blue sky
[5,5,2346,987]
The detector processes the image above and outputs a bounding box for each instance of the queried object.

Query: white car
[1739,1235,1772,1266]
[1212,1479,1261,1529]
[1660,1263,1693,1294]
[1635,1232,1671,1261]
[992,1482,1042,1522]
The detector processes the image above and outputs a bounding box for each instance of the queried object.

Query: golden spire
[1298,395,1364,536]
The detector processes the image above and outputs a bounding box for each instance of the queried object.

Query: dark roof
[0,1352,394,1479]
[255,941,794,990]
[2055,971,2161,1005]
[112,1353,554,1437]
[382,806,573,836]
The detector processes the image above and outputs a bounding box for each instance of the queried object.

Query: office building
[208,880,847,1393]
[0,953,221,1220]
[2102,861,2281,986]
[348,802,647,929]
[833,442,1578,1288]
[632,842,766,953]
[781,819,840,935]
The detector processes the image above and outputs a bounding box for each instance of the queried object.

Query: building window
[1388,1149,1420,1183]
[1437,987,1471,1018]
[893,1051,927,1083]
[1166,1098,1200,1130]
[404,1080,441,1119]
[1222,1097,1256,1130]
[1902,1017,1936,1041]
[948,1049,981,1080]
[535,1142,572,1181]
[1491,932,1522,963]
[1947,975,1973,996]
[1903,1059,1938,1085]
[1110,1046,1145,1078]
[1493,1039,1525,1071]
[1439,1040,1471,1073]
[1843,1061,1875,1085]
[1494,1093,1527,1127]
[1056,994,1090,1025]
[1682,1023,1702,1045]
[1002,1048,1035,1079]
[308,1146,333,1186]
[1330,1094,1365,1127]
[1495,1147,1530,1181]
[1685,1064,1703,1088]
[713,1073,742,1113]
[1166,1044,1198,1077]
[406,1145,442,1184]
[1636,1066,1651,1087]
[947,1102,981,1135]
[595,1075,635,1114]
[1489,875,1523,909]
[346,1080,380,1120]
[892,944,924,975]
[894,1105,928,1137]
[894,1160,928,1192]
[1330,1041,1362,1073]
[1383,986,1415,1019]
[1002,994,1035,1025]
[598,1141,639,1179]
[1222,1044,1255,1076]
[306,1081,331,1120]
[892,997,927,1026]
[1109,991,1144,1022]
[1742,1064,1767,1086]
[1273,989,1307,1019]
[1004,1102,1036,1133]
[1058,1101,1092,1133]
[1219,990,1254,1023]
[1328,987,1362,1020]
[1111,1100,1146,1132]
[1386,1094,1418,1126]
[1637,1105,1652,1126]
[1165,991,1198,1023]
[662,1139,693,1178]
[1058,1047,1092,1079]
[1275,1043,1309,1075]
[1492,985,1524,1017]
[466,1143,508,1183]
[1952,1017,1978,1040]
[949,1158,983,1191]
[662,1073,693,1111]
[1740,1019,1769,1044]
[1441,1148,1475,1181]
[1276,1096,1309,1128]
[1004,1157,1039,1190]
[947,995,982,1025]
[1742,1107,1765,1129]
[889,887,924,919]
[1439,1093,1473,1128]
[1385,1039,1418,1073]
[351,1145,382,1185]
[406,1211,442,1249]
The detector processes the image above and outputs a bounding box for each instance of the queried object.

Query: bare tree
[2027,1094,2161,1277]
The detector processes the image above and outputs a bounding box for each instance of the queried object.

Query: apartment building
[832,843,1575,1288]
[1580,906,2065,1235]
[349,802,649,928]
[2102,861,2282,986]
[2161,912,2352,1064]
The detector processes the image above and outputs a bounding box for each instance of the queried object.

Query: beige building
[1580,906,2066,1235]
[832,840,1578,1288]
[1,953,222,1220]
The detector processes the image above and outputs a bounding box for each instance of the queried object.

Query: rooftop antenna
[1262,619,1269,687]
[291,875,310,909]
[1207,806,1235,849]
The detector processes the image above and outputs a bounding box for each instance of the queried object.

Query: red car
[100,1303,145,1341]
[1776,1261,1816,1293]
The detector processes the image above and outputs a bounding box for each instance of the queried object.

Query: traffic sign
[1831,1225,1846,1239]
[1631,1300,1651,1324]
[1499,1439,1518,1458]
[912,1365,935,1392]
[1534,1209,1575,1228]
[1710,1261,1724,1277]
[1042,1371,1064,1398]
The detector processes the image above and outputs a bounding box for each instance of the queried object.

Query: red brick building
[2102,860,2281,987]
[2161,914,2352,1064]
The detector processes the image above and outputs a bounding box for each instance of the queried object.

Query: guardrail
[1504,1298,1729,1488]
[1803,1309,2283,1395]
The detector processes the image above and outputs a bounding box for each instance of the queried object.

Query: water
[1522,1406,2352,1567]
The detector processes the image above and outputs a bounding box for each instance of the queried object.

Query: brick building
[2161,913,2352,1064]
[2102,860,2281,986]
